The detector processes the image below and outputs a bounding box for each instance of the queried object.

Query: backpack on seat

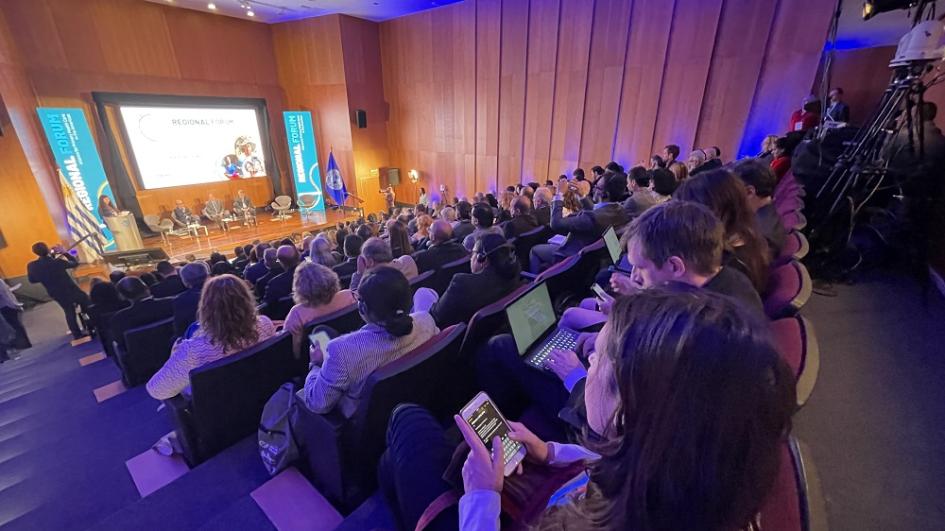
[259,382,301,476]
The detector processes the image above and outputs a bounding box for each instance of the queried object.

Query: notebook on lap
[506,282,578,369]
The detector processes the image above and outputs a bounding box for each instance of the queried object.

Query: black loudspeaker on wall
[388,168,400,186]
[355,109,367,129]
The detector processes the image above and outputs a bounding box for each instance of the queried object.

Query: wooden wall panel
[496,0,530,188]
[475,0,502,194]
[819,46,896,127]
[521,0,561,185]
[546,0,594,180]
[652,0,724,159]
[613,0,674,166]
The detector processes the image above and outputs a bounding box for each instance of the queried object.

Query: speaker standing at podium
[98,195,119,218]
[99,195,144,251]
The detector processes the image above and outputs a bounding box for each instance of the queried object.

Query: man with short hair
[533,187,553,225]
[263,245,301,306]
[529,176,629,273]
[662,144,680,165]
[173,261,209,337]
[333,234,364,278]
[452,200,475,243]
[463,202,503,251]
[150,260,187,298]
[731,159,787,258]
[414,220,469,273]
[111,277,174,351]
[503,196,539,238]
[27,242,91,338]
[350,237,418,290]
[254,248,284,299]
[232,245,250,272]
[825,87,850,123]
[244,243,271,285]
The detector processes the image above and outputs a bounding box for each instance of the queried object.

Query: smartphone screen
[309,331,330,353]
[591,283,608,299]
[461,393,525,474]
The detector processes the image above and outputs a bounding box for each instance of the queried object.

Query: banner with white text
[283,111,326,221]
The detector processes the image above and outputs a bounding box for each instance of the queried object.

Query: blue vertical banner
[36,107,116,252]
[283,111,326,220]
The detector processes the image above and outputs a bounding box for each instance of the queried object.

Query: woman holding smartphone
[379,288,796,530]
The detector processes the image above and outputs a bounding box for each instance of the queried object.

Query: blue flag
[324,150,348,206]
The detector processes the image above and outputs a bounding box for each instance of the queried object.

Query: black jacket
[244,261,268,286]
[452,220,476,244]
[430,268,522,328]
[111,296,174,351]
[550,201,629,259]
[254,265,284,299]
[27,254,82,299]
[534,206,551,226]
[332,258,358,278]
[503,214,540,239]
[690,158,722,176]
[172,287,201,338]
[264,264,297,306]
[413,241,469,273]
[150,275,186,299]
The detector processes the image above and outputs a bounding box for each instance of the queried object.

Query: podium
[105,211,144,251]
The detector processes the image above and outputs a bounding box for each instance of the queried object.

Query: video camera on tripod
[803,0,945,279]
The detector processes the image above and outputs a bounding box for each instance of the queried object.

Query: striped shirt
[302,312,439,417]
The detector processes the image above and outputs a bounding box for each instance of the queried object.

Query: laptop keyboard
[527,329,578,368]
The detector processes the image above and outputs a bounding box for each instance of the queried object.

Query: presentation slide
[119,106,268,189]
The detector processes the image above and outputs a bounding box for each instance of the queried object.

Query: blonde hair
[293,261,341,307]
[416,214,433,237]
[197,274,260,353]
[669,161,689,182]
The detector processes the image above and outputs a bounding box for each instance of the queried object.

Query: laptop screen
[507,282,557,355]
[603,226,621,264]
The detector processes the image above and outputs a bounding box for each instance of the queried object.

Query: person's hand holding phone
[544,349,582,382]
[507,421,550,464]
[610,272,638,296]
[454,415,504,493]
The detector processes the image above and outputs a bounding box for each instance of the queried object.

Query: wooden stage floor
[149,209,359,262]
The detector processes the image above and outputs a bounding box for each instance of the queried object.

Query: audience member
[731,159,788,258]
[461,202,500,251]
[649,154,666,169]
[686,149,708,175]
[770,136,793,180]
[381,288,795,531]
[333,234,363,279]
[758,134,779,164]
[413,220,469,273]
[451,201,475,243]
[530,176,629,273]
[254,248,284,299]
[350,237,418,290]
[284,262,356,356]
[621,166,658,219]
[109,270,126,284]
[789,94,821,132]
[411,214,433,249]
[662,143,680,165]
[301,267,438,416]
[172,262,209,338]
[387,220,412,259]
[533,187,553,225]
[244,243,271,285]
[146,274,276,400]
[421,233,522,328]
[503,196,539,238]
[231,246,249,272]
[263,245,301,306]
[674,169,771,294]
[88,281,129,342]
[111,277,174,351]
[309,235,339,268]
[150,261,186,298]
[825,87,850,123]
[139,272,159,287]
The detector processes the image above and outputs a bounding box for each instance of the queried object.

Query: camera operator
[27,242,91,339]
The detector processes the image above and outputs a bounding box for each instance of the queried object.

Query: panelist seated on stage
[202,193,227,226]
[233,190,255,219]
[171,200,200,227]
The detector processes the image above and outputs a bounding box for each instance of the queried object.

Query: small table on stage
[187,223,209,238]
[220,216,243,232]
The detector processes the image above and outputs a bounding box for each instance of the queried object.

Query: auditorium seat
[530,254,581,311]
[408,269,437,293]
[430,255,472,295]
[164,332,301,466]
[458,284,532,363]
[298,303,365,355]
[512,225,554,271]
[756,437,826,531]
[259,295,295,321]
[764,261,813,319]
[776,196,805,217]
[780,210,808,232]
[770,315,820,407]
[777,230,810,265]
[294,324,467,512]
[115,317,175,387]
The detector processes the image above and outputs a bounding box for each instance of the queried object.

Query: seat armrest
[520,271,537,281]
[163,394,201,466]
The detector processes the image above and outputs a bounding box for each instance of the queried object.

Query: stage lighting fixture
[207,2,217,10]
[247,10,255,17]
[863,0,920,21]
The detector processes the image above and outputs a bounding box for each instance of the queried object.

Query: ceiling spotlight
[207,3,217,10]
[247,10,255,16]
[862,0,920,21]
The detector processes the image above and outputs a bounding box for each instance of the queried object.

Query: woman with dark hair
[380,288,796,531]
[770,136,793,180]
[146,274,276,400]
[97,195,119,218]
[422,233,523,328]
[387,220,412,259]
[649,154,666,169]
[301,267,438,416]
[674,169,771,294]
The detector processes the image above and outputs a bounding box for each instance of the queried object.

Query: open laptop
[603,226,621,264]
[506,282,579,369]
